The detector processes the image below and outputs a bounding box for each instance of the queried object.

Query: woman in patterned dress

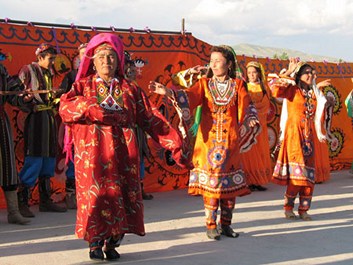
[149,45,260,240]
[271,58,332,221]
[241,61,272,191]
[59,33,192,261]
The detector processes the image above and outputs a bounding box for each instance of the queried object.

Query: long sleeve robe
[175,77,260,199]
[59,74,191,242]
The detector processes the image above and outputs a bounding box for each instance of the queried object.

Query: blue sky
[1,0,353,62]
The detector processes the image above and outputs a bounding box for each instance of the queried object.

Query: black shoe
[39,177,67,212]
[19,204,35,218]
[141,183,154,200]
[249,185,257,191]
[220,225,239,238]
[104,249,120,260]
[39,201,67,212]
[142,192,154,200]
[249,185,267,191]
[206,228,221,240]
[18,187,35,217]
[255,185,267,191]
[89,248,104,261]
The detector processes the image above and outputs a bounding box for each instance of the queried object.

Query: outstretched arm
[148,81,174,97]
[282,57,300,77]
[316,79,331,89]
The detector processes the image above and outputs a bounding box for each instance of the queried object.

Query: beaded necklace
[301,88,315,120]
[208,78,237,113]
[300,87,315,156]
[208,78,237,143]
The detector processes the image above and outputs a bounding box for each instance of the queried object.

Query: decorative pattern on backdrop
[0,21,353,207]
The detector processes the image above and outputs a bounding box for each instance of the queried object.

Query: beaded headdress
[94,43,114,54]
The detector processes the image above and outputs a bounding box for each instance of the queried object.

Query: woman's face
[209,52,230,78]
[93,49,118,78]
[247,66,260,83]
[299,66,313,86]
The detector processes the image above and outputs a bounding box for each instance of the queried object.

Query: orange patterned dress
[314,131,331,183]
[271,79,317,187]
[241,82,272,186]
[176,77,260,199]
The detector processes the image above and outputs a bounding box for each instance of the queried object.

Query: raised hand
[287,57,300,76]
[148,81,172,97]
[189,65,208,75]
[317,79,331,89]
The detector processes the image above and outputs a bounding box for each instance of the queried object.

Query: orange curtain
[0,22,352,208]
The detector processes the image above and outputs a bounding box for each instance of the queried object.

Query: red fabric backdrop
[0,22,352,208]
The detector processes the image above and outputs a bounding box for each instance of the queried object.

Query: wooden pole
[181,18,185,35]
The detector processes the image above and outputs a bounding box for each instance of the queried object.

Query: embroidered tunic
[241,82,272,185]
[271,79,317,187]
[17,62,57,157]
[177,77,259,199]
[59,74,190,242]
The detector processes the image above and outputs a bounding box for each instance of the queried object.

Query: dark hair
[295,64,313,87]
[124,51,133,65]
[206,46,236,78]
[37,47,57,58]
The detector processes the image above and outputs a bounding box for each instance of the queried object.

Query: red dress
[59,74,190,243]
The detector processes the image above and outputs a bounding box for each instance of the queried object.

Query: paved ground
[1,170,353,265]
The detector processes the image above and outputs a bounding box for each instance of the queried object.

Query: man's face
[38,53,56,70]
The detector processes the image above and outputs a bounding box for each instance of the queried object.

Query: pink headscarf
[76,33,125,81]
[63,33,125,164]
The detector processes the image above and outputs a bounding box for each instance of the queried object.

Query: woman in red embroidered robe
[271,58,332,221]
[149,45,260,240]
[59,33,191,261]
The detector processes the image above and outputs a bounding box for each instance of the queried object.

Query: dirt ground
[1,170,353,265]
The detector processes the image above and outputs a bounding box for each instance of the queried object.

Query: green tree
[273,52,289,60]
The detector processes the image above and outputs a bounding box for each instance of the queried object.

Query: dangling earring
[93,65,96,71]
